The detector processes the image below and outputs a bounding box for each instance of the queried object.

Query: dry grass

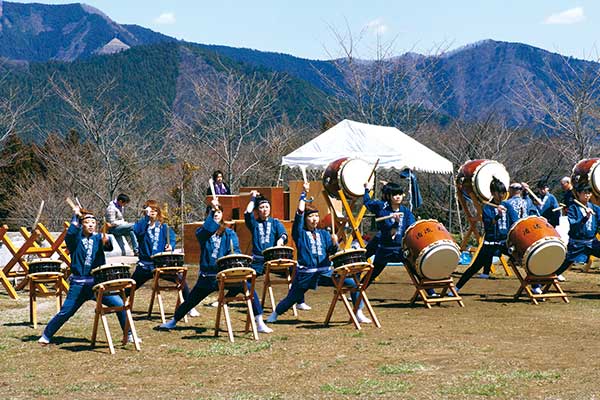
[2,264,600,399]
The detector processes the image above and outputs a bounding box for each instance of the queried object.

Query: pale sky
[13,0,600,61]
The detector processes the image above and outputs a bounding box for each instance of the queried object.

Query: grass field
[2,264,600,400]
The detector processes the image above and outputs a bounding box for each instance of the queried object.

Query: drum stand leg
[406,268,464,308]
[323,190,368,249]
[148,268,188,323]
[261,260,298,317]
[215,269,259,342]
[510,261,569,304]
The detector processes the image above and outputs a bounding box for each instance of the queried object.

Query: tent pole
[408,169,413,212]
[277,165,284,187]
[448,173,453,232]
[452,172,464,239]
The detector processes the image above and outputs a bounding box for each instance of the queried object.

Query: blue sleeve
[65,216,81,253]
[244,211,256,232]
[505,201,519,228]
[292,212,304,243]
[134,215,149,236]
[274,219,288,243]
[168,226,176,247]
[196,211,219,244]
[364,189,384,214]
[567,205,584,226]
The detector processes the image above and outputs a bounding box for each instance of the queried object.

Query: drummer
[129,200,198,317]
[267,182,371,324]
[363,182,420,282]
[39,208,130,345]
[159,198,272,333]
[533,181,561,228]
[244,191,310,310]
[507,182,538,219]
[453,178,518,293]
[554,183,600,280]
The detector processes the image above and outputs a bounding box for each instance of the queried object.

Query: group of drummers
[37,156,600,346]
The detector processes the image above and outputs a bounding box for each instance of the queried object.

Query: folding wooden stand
[215,267,259,342]
[1,223,71,299]
[28,272,65,329]
[147,266,189,324]
[91,279,140,355]
[323,190,369,249]
[261,259,297,317]
[405,268,464,308]
[324,262,381,330]
[509,262,569,305]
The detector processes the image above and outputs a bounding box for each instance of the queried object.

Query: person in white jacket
[105,193,139,256]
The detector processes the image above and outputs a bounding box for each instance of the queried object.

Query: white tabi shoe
[188,307,200,317]
[296,302,311,311]
[356,309,372,324]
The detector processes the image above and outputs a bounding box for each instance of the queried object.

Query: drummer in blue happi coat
[39,207,130,345]
[159,198,272,333]
[244,191,310,310]
[554,183,600,279]
[267,182,371,324]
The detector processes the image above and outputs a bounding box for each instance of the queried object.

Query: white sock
[255,314,273,333]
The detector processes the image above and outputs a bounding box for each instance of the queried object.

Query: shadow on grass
[4,321,34,327]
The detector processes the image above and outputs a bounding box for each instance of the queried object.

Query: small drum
[572,158,600,197]
[91,264,131,285]
[323,157,375,199]
[330,248,367,269]
[507,216,566,276]
[262,246,294,262]
[27,259,63,275]
[152,251,185,268]
[402,219,460,280]
[216,254,253,272]
[457,159,510,204]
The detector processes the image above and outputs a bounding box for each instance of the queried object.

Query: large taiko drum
[507,216,566,276]
[152,251,185,268]
[330,248,367,269]
[457,159,510,204]
[262,246,294,263]
[402,220,460,280]
[323,157,375,199]
[27,259,64,275]
[216,254,253,272]
[91,264,131,286]
[572,158,600,198]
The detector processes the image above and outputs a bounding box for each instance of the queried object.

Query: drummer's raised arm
[298,182,310,212]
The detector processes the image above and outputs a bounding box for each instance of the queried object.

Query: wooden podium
[205,195,240,221]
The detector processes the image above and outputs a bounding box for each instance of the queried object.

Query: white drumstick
[208,178,216,200]
[574,199,596,215]
[300,166,308,184]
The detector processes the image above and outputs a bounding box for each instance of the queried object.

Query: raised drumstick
[574,199,596,215]
[208,178,217,200]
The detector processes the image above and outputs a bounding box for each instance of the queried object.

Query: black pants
[456,243,506,289]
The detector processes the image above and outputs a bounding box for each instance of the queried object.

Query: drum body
[402,220,460,280]
[323,157,375,199]
[216,254,253,272]
[507,216,566,276]
[152,252,185,268]
[28,259,63,275]
[262,246,294,262]
[572,158,600,198]
[330,248,367,269]
[457,159,510,204]
[91,264,131,285]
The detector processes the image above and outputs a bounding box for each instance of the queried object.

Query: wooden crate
[239,186,285,220]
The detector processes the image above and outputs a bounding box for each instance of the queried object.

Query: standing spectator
[207,170,231,196]
[106,193,139,256]
[560,176,575,209]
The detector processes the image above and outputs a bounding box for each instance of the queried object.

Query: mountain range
[1,0,597,138]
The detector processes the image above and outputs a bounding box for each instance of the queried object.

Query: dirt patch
[1,264,600,399]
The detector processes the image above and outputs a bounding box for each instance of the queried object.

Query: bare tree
[512,54,600,164]
[319,23,452,132]
[39,76,168,204]
[171,63,285,191]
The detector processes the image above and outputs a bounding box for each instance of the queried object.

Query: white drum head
[340,159,375,197]
[526,241,566,276]
[418,244,460,280]
[474,161,510,202]
[590,162,600,196]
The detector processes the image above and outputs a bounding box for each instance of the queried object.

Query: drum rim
[471,160,509,203]
[402,219,447,249]
[91,264,131,274]
[522,237,566,276]
[507,215,558,248]
[572,158,600,197]
[330,248,366,260]
[152,251,185,258]
[217,254,253,262]
[27,259,63,265]
[339,158,374,197]
[415,240,460,279]
[262,246,295,254]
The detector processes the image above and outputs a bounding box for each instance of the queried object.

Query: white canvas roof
[281,119,453,174]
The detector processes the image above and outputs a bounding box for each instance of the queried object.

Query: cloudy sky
[16,0,600,60]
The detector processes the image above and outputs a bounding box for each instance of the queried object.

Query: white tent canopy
[281,119,453,174]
